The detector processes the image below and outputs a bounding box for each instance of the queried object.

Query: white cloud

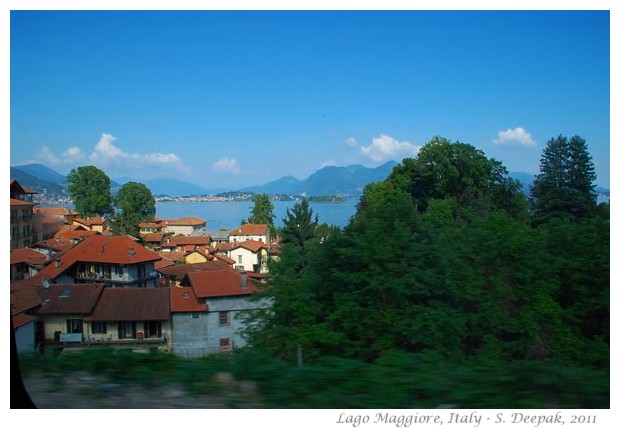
[212,157,241,174]
[320,159,338,168]
[62,147,85,162]
[88,133,182,166]
[37,146,61,165]
[493,127,536,148]
[360,134,421,163]
[345,137,358,147]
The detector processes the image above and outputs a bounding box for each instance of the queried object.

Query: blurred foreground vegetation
[19,347,609,408]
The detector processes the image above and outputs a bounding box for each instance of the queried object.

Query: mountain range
[10,162,610,199]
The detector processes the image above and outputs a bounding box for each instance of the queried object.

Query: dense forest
[242,135,609,382]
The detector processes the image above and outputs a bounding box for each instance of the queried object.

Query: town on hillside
[11,178,281,358]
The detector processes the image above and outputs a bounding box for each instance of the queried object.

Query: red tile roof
[212,253,236,265]
[86,217,106,225]
[10,198,35,207]
[154,257,177,270]
[143,232,164,243]
[156,251,186,263]
[170,287,208,313]
[158,261,234,279]
[231,239,268,252]
[32,238,75,253]
[164,216,206,226]
[36,283,105,315]
[12,313,38,329]
[186,270,256,299]
[85,288,170,322]
[229,223,269,236]
[185,247,213,260]
[10,248,47,266]
[214,242,234,252]
[10,276,49,315]
[36,235,162,280]
[59,229,100,240]
[73,217,107,227]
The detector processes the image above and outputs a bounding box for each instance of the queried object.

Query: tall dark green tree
[111,181,156,237]
[280,198,319,250]
[66,165,113,217]
[246,193,276,233]
[530,135,597,225]
[242,198,341,362]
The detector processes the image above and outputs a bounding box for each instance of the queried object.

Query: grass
[18,347,609,408]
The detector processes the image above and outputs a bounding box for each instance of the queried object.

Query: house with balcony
[35,235,162,288]
[10,247,47,281]
[35,283,106,347]
[10,180,38,250]
[84,287,170,347]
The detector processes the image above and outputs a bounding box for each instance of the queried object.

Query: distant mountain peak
[239,161,398,196]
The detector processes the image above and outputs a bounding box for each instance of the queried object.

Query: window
[237,255,243,264]
[92,322,107,334]
[118,321,136,339]
[144,321,162,338]
[191,312,200,319]
[66,319,83,333]
[220,338,231,352]
[219,311,230,326]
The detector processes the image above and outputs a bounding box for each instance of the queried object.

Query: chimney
[240,271,247,289]
[54,260,61,268]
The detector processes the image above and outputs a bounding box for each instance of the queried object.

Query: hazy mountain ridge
[508,172,610,197]
[10,166,67,195]
[240,161,398,196]
[11,163,610,199]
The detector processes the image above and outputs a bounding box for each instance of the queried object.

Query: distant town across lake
[155,198,360,231]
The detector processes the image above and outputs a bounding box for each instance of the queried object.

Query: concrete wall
[170,296,271,357]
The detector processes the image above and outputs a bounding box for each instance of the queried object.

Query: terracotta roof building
[10,247,47,281]
[228,223,270,244]
[35,235,162,288]
[162,216,207,236]
[172,268,270,358]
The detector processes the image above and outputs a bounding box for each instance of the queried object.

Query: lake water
[155,199,360,231]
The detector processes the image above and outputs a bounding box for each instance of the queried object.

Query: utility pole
[297,344,303,368]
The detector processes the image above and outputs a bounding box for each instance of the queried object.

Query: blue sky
[8,9,611,189]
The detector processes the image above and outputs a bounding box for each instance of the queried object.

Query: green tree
[386,136,527,219]
[246,193,276,233]
[280,198,319,250]
[530,135,597,225]
[242,198,341,363]
[66,165,113,217]
[111,181,156,237]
